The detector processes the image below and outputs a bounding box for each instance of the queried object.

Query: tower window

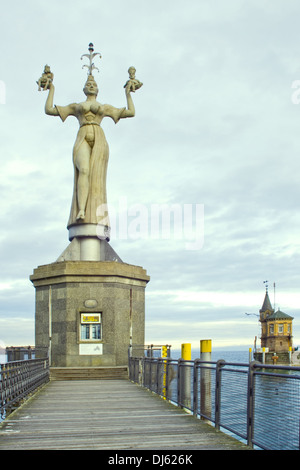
[80,313,102,341]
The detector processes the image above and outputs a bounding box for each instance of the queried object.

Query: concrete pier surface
[0,379,251,450]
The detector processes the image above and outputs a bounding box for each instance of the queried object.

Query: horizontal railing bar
[219,367,248,374]
[253,363,300,372]
[253,370,300,380]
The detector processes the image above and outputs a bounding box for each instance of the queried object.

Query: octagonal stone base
[30,260,150,367]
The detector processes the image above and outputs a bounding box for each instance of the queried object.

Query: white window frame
[80,313,102,342]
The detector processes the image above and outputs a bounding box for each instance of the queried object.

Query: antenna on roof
[273,282,276,311]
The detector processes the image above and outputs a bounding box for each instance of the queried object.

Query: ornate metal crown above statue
[37,44,142,261]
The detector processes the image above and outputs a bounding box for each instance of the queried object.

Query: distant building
[259,289,293,352]
[254,287,294,364]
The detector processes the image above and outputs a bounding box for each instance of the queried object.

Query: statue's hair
[84,75,97,84]
[83,75,98,95]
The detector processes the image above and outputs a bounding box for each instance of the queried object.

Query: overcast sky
[1,0,300,353]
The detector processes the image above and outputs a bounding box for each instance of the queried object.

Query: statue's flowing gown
[56,101,125,229]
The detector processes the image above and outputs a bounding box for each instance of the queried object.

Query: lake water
[169,349,251,363]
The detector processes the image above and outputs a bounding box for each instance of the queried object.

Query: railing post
[177,358,182,407]
[137,358,142,385]
[149,356,152,390]
[127,348,132,381]
[215,359,225,431]
[193,359,199,416]
[180,344,191,410]
[156,358,161,394]
[200,340,212,421]
[247,360,258,448]
[165,358,169,401]
[142,357,147,387]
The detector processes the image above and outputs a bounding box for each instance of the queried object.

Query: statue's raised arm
[44,81,59,116]
[37,44,143,238]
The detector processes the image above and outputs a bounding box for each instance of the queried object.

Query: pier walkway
[0,379,250,450]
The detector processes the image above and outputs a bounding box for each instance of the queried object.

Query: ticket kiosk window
[80,313,102,341]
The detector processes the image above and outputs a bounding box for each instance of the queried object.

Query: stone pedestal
[30,259,150,367]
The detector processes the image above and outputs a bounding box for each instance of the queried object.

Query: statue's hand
[124,79,143,95]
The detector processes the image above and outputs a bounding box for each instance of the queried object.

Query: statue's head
[128,66,136,78]
[83,75,98,97]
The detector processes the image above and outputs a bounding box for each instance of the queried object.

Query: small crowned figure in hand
[37,65,54,91]
[124,66,143,93]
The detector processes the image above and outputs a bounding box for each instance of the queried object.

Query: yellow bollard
[249,347,252,362]
[200,340,212,355]
[181,343,192,360]
[162,345,168,400]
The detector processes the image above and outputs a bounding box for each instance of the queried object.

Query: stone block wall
[31,261,149,367]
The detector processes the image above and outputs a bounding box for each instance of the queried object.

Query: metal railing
[0,358,50,420]
[129,344,172,358]
[128,355,300,450]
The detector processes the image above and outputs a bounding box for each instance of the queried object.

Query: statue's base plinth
[30,259,150,367]
[57,224,117,262]
[56,237,123,263]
